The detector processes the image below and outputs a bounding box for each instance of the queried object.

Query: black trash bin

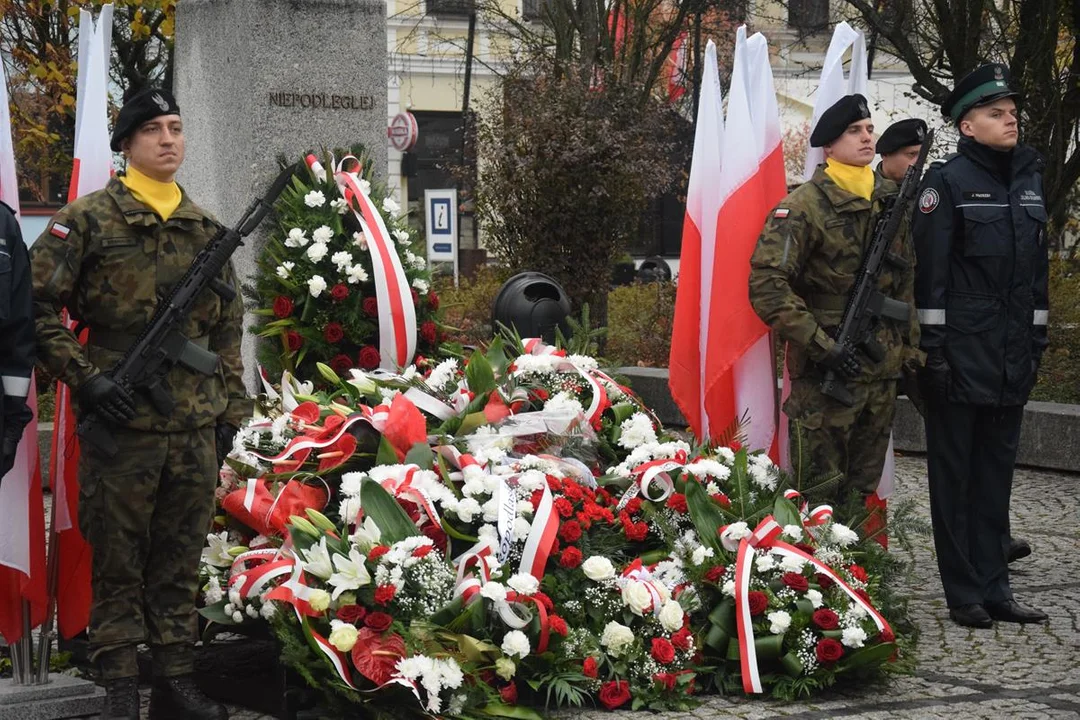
[491,272,572,344]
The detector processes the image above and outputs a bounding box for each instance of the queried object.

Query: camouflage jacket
[30,176,251,431]
[749,164,922,382]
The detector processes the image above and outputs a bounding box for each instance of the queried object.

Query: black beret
[942,63,1018,122]
[110,88,181,151]
[876,118,928,155]
[810,94,872,148]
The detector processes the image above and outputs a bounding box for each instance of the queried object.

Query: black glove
[78,374,137,425]
[822,342,862,379]
[0,429,19,479]
[215,423,239,467]
[922,349,951,396]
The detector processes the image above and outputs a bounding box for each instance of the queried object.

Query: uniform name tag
[102,236,138,249]
[962,191,997,201]
[0,237,6,247]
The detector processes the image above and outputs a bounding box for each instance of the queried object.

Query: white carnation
[345,264,368,284]
[412,278,429,294]
[501,630,530,659]
[331,251,353,272]
[507,573,540,596]
[306,242,328,263]
[285,228,309,247]
[352,232,368,250]
[779,554,806,573]
[690,545,714,566]
[719,522,751,552]
[454,497,482,523]
[308,275,327,297]
[781,524,803,541]
[768,610,792,635]
[722,579,736,597]
[805,588,824,609]
[512,516,531,541]
[842,626,867,648]
[304,190,326,207]
[330,198,348,214]
[479,582,507,603]
[755,554,776,572]
[618,412,657,449]
[312,225,333,244]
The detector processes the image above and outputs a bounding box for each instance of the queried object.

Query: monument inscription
[268,91,377,110]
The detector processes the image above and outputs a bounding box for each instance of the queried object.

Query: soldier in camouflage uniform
[30,89,247,720]
[749,95,922,508]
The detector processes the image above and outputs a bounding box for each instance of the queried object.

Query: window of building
[788,0,829,31]
[427,0,474,19]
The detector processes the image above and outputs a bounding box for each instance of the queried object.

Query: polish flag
[50,5,115,639]
[669,40,725,439]
[701,27,783,455]
[0,59,48,645]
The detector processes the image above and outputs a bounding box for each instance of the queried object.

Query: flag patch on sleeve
[774,208,790,219]
[50,222,70,239]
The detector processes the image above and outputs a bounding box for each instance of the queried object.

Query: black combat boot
[100,676,140,720]
[148,674,228,720]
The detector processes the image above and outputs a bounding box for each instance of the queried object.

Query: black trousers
[924,399,1024,608]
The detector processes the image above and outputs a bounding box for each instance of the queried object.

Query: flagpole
[20,600,33,681]
[35,489,62,683]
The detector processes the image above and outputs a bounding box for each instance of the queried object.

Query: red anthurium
[383,394,427,461]
[351,628,406,686]
[291,401,321,426]
[483,391,512,424]
[316,433,358,472]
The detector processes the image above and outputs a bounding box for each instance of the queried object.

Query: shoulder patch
[774,208,790,219]
[49,222,71,239]
[919,188,940,214]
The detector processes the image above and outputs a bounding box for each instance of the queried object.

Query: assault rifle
[78,164,297,456]
[820,131,934,407]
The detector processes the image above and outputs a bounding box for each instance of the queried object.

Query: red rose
[411,288,420,306]
[330,284,349,302]
[363,296,379,317]
[812,608,840,630]
[880,627,896,643]
[336,604,367,623]
[412,545,433,558]
[666,493,688,514]
[653,672,677,691]
[624,521,648,542]
[794,543,817,556]
[855,588,872,604]
[712,492,731,508]
[559,546,583,569]
[427,292,440,311]
[847,564,868,583]
[782,572,809,593]
[323,322,344,343]
[597,680,631,710]
[420,522,448,554]
[816,573,835,590]
[747,591,768,617]
[374,584,396,605]
[499,682,518,704]
[650,637,676,664]
[358,345,381,370]
[671,627,693,651]
[553,497,573,518]
[286,330,303,352]
[272,295,294,319]
[815,637,844,664]
[582,657,598,678]
[420,321,437,345]
[558,520,582,543]
[548,615,568,636]
[364,611,393,633]
[367,545,390,561]
[704,565,726,583]
[330,353,353,374]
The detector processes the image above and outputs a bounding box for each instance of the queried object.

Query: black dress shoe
[949,603,993,628]
[101,677,140,720]
[1008,538,1032,563]
[148,674,228,720]
[986,599,1048,624]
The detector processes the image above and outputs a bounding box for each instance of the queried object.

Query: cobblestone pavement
[171,456,1080,718]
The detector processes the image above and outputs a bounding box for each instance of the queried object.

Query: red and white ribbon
[517,339,608,426]
[228,549,293,600]
[519,480,559,580]
[403,387,456,421]
[617,450,689,510]
[295,606,358,690]
[782,489,833,527]
[326,155,416,370]
[378,464,441,529]
[247,408,384,466]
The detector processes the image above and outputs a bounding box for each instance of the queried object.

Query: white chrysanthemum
[304,190,326,207]
[829,523,860,548]
[544,391,584,419]
[684,459,731,481]
[454,497,482,523]
[618,412,657,449]
[345,264,368,284]
[507,573,540,596]
[582,556,615,581]
[842,626,867,648]
[768,610,792,634]
[392,228,410,244]
[501,630,530,659]
[426,358,458,390]
[331,251,353,273]
[382,196,401,216]
[331,198,348,214]
[312,225,333,244]
[285,228,309,247]
[600,621,635,657]
[306,243,328,263]
[659,600,684,633]
[204,576,224,604]
[621,581,653,616]
[748,463,777,491]
[308,275,327,297]
[412,278,429,294]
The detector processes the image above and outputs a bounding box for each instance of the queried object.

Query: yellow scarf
[824,158,874,201]
[120,164,182,220]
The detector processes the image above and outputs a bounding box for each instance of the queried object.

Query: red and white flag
[50,5,115,639]
[701,27,782,456]
[0,43,48,645]
[669,40,725,439]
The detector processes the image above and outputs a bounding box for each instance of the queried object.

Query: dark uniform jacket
[0,201,35,441]
[912,137,1049,407]
[30,177,251,432]
[749,165,921,383]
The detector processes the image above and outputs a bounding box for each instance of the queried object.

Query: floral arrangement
[199,336,909,717]
[249,147,441,381]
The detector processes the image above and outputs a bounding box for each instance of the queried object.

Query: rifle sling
[89,328,210,353]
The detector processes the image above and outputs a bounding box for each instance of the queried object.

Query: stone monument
[174,0,388,387]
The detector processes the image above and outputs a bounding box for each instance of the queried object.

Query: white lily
[351,515,382,551]
[201,531,234,568]
[300,536,334,580]
[328,548,371,599]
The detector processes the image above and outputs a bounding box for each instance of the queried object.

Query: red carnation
[847,564,868,583]
[559,546,583,569]
[532,591,554,612]
[330,283,349,302]
[330,353,353,374]
[420,522,448,554]
[747,591,769,617]
[427,291,440,311]
[712,492,731,508]
[272,295,294,319]
[650,637,676,664]
[553,497,574,518]
[548,615,568,636]
[815,637,844,664]
[624,521,648,542]
[323,322,344,344]
[363,296,379,317]
[782,572,810,593]
[666,493,688,514]
[582,657,598,678]
[420,320,437,345]
[364,611,393,633]
[367,545,390,561]
[358,345,381,370]
[374,585,397,605]
[704,565,726,583]
[671,627,693,651]
[812,608,840,630]
[816,573,835,590]
[286,330,303,352]
[412,545,433,558]
[653,672,677,691]
[597,680,631,710]
[624,497,643,515]
[546,475,563,492]
[499,682,518,704]
[558,520,582,544]
[336,604,367,623]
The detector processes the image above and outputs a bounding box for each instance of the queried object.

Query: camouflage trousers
[784,378,897,505]
[78,424,217,680]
